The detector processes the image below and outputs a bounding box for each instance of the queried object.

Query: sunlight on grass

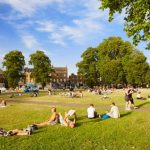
[0,89,150,150]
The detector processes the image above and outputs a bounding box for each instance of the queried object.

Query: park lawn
[0,90,150,150]
[1,88,150,108]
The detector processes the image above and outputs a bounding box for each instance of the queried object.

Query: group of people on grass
[87,103,120,119]
[61,91,83,98]
[1,85,150,137]
[0,102,120,137]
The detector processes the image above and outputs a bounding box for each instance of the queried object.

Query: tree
[77,36,150,86]
[76,47,99,87]
[29,50,52,89]
[99,0,150,49]
[123,50,150,85]
[3,50,25,88]
[97,37,133,84]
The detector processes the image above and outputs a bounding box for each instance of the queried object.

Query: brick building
[68,73,84,87]
[50,67,68,83]
[24,67,68,87]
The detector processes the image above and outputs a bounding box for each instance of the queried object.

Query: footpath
[7,99,150,112]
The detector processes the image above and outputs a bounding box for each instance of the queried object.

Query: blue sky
[0,0,149,75]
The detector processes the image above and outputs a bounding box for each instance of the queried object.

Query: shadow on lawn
[136,101,150,108]
[76,116,101,127]
[120,111,132,118]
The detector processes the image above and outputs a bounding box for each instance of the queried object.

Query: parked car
[23,84,39,93]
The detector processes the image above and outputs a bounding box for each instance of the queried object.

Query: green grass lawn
[0,89,150,150]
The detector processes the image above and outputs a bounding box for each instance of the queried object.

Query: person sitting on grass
[100,102,120,119]
[136,92,146,100]
[34,107,59,127]
[59,110,77,128]
[87,104,97,119]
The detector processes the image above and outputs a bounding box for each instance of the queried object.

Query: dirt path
[6,99,150,112]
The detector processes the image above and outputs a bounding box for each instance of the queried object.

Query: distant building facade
[50,67,68,83]
[24,67,68,88]
[23,66,85,88]
[68,73,84,87]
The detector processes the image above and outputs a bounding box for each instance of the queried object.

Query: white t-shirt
[108,106,120,118]
[67,110,76,116]
[87,106,96,118]
[137,94,141,98]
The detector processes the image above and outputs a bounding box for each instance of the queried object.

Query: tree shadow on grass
[120,111,132,118]
[76,118,101,127]
[77,115,87,121]
[136,101,150,108]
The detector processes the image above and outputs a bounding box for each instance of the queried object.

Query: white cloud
[34,0,105,45]
[21,34,39,49]
[0,0,108,46]
[36,21,56,32]
[0,0,65,16]
[49,33,66,46]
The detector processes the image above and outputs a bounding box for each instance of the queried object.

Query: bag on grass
[100,114,110,119]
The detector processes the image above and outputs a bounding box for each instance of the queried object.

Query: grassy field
[0,89,150,150]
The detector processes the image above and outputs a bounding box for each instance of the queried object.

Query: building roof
[24,67,33,72]
[53,67,67,70]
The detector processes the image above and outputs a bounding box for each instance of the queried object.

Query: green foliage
[97,37,133,84]
[77,47,99,87]
[29,50,52,89]
[123,50,150,84]
[99,0,150,49]
[3,50,25,88]
[77,37,150,85]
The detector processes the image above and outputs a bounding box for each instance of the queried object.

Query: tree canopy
[29,50,52,89]
[77,37,150,86]
[77,47,99,87]
[99,0,150,49]
[3,50,25,88]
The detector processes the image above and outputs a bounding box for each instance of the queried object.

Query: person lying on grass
[34,107,59,127]
[59,110,77,128]
[100,102,120,119]
[0,128,31,136]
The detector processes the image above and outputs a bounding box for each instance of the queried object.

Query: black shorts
[125,95,129,102]
[129,98,134,104]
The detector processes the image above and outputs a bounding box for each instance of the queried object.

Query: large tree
[29,50,52,89]
[77,37,150,86]
[99,0,150,49]
[76,47,99,87]
[123,50,150,85]
[97,37,133,84]
[3,50,25,88]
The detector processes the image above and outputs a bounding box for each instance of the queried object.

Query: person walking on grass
[125,86,138,110]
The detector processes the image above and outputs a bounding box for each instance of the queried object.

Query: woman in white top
[107,102,120,118]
